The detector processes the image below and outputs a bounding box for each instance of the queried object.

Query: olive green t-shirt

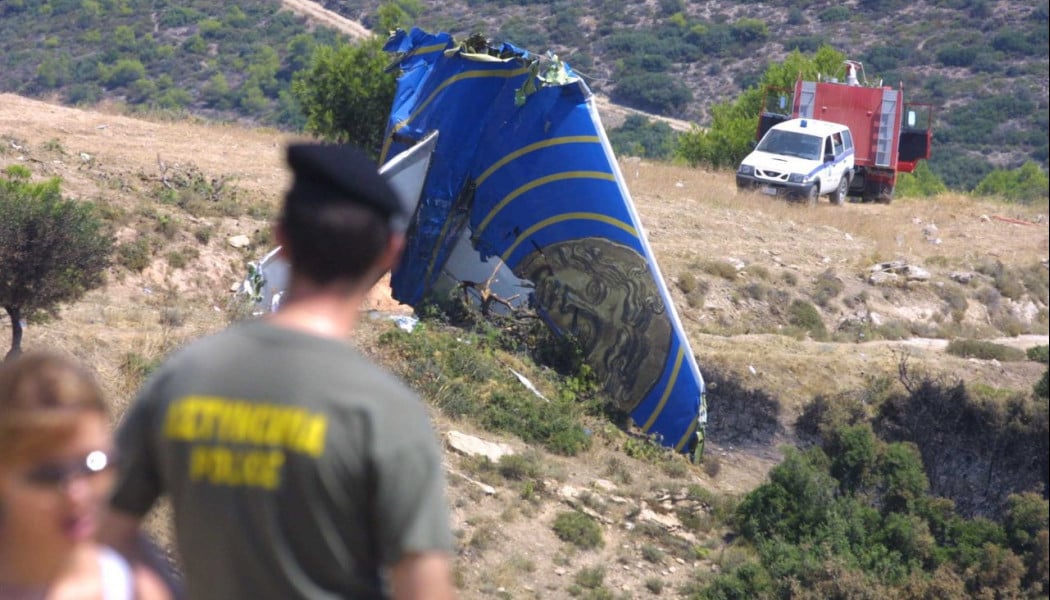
[111,320,453,600]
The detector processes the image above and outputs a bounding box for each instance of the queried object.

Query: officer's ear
[274,220,292,262]
[375,232,406,274]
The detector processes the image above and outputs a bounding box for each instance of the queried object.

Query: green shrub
[702,453,721,478]
[498,451,543,481]
[116,238,152,272]
[661,457,689,478]
[482,392,591,455]
[897,161,948,197]
[699,259,739,280]
[641,544,664,564]
[153,212,177,238]
[41,137,65,154]
[796,392,868,444]
[552,510,603,549]
[624,433,669,463]
[1004,492,1050,557]
[608,114,677,159]
[819,6,851,21]
[936,283,969,321]
[1035,370,1048,399]
[825,424,880,495]
[872,320,911,341]
[743,281,769,301]
[994,271,1027,301]
[120,351,160,387]
[378,325,592,455]
[945,339,1026,361]
[976,259,1028,301]
[158,307,185,328]
[974,161,1049,203]
[788,299,827,340]
[1026,345,1049,364]
[746,264,771,280]
[992,313,1025,337]
[812,268,844,307]
[165,249,191,269]
[613,71,692,114]
[194,225,213,245]
[467,520,498,553]
[685,290,706,309]
[678,271,698,293]
[875,376,1048,518]
[1020,263,1049,299]
[677,506,713,533]
[684,561,774,599]
[604,456,633,485]
[975,257,1003,278]
[644,577,664,594]
[681,277,709,309]
[574,566,606,589]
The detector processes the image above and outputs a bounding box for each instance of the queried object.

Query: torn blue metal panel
[382,28,706,452]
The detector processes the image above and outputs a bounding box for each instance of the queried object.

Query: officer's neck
[266,281,365,340]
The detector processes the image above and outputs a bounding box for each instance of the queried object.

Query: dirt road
[885,334,1049,352]
[591,92,697,132]
[279,0,372,40]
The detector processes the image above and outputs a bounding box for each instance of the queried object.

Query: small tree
[0,166,113,359]
[974,161,1049,203]
[607,114,677,159]
[896,161,948,197]
[290,37,397,158]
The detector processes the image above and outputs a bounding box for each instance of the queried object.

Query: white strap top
[98,546,134,600]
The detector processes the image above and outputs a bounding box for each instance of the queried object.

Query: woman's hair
[0,352,107,464]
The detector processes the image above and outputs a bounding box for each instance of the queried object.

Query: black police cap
[285,143,402,221]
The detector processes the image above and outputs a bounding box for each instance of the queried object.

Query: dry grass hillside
[2,93,1048,598]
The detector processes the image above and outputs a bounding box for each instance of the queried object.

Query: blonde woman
[0,352,170,600]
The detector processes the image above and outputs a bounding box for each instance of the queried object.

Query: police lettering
[188,446,286,489]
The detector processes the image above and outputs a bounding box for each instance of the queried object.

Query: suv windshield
[756,130,823,160]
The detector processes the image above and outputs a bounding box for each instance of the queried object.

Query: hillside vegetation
[2,93,1048,598]
[0,0,1047,191]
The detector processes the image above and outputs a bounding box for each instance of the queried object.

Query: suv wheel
[830,176,848,205]
[805,184,819,204]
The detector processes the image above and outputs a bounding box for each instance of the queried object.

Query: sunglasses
[20,450,115,490]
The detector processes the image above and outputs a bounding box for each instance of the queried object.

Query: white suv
[736,118,854,204]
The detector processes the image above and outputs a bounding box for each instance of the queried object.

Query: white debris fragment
[510,368,549,402]
[390,315,418,332]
